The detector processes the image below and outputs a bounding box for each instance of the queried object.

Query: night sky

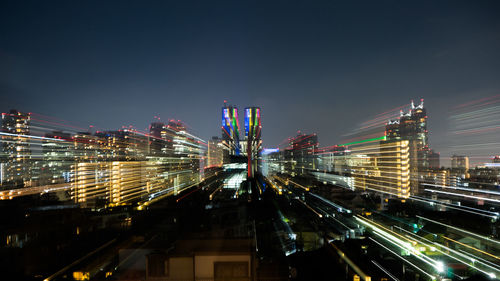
[1,1,500,161]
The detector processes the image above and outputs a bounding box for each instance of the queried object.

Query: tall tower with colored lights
[221,102,241,158]
[244,107,262,178]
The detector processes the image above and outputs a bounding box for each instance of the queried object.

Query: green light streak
[339,135,386,146]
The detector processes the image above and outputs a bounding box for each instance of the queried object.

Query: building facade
[350,140,411,199]
[221,104,241,158]
[208,136,224,168]
[244,107,262,178]
[1,110,32,188]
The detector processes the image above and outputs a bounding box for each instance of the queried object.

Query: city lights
[2,2,499,280]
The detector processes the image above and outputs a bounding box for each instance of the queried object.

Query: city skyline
[2,2,500,280]
[2,1,500,158]
[3,96,499,168]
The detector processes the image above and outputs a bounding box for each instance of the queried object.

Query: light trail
[371,260,400,281]
[345,185,498,219]
[369,237,436,280]
[329,242,371,281]
[424,189,500,203]
[422,183,500,196]
[209,184,223,200]
[309,192,352,214]
[416,215,500,246]
[339,135,387,147]
[457,249,500,270]
[357,215,456,278]
[393,226,499,278]
[43,239,117,281]
[277,176,310,191]
[442,236,500,262]
[411,195,499,218]
[0,131,64,141]
[297,199,323,218]
[429,241,498,279]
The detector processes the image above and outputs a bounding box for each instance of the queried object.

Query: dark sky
[1,0,500,159]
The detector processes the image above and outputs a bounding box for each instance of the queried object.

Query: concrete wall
[168,257,194,280]
[194,255,250,279]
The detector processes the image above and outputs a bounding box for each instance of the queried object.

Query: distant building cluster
[0,109,206,208]
[265,99,500,200]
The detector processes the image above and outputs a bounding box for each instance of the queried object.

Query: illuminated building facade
[451,155,469,171]
[95,130,150,160]
[493,156,500,164]
[221,104,241,158]
[350,140,411,199]
[208,136,224,168]
[420,169,449,187]
[386,99,433,194]
[387,99,429,170]
[149,122,167,155]
[73,132,106,160]
[1,110,32,188]
[386,100,429,167]
[316,146,348,175]
[150,120,188,156]
[284,133,318,176]
[69,128,204,208]
[41,131,73,185]
[0,111,206,208]
[385,120,401,141]
[244,107,262,178]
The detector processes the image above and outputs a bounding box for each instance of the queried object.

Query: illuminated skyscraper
[244,107,262,178]
[386,99,431,194]
[221,103,241,157]
[1,110,32,188]
[389,99,429,170]
[385,120,401,141]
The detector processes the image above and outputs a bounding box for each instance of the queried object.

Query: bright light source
[435,261,444,273]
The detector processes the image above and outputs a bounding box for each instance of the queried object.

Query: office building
[1,110,32,188]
